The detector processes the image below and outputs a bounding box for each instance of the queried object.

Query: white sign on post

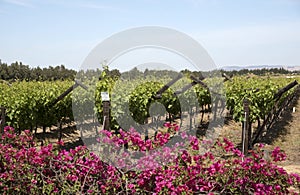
[101,92,110,101]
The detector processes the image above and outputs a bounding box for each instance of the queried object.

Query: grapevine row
[0,74,299,133]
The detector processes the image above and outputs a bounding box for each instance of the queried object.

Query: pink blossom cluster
[0,125,299,194]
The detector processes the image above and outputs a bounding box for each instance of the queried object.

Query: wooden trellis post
[101,92,110,131]
[242,99,250,156]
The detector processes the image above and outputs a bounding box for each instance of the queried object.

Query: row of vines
[0,81,73,132]
[0,72,299,133]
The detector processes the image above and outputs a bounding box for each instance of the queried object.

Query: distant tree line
[78,66,299,81]
[0,61,76,81]
[1,60,298,83]
[221,67,298,76]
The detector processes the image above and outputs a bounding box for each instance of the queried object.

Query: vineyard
[0,71,299,137]
[0,70,300,194]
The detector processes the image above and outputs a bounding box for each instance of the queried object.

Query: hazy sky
[0,0,299,71]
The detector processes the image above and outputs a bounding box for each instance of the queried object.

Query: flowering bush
[0,125,299,194]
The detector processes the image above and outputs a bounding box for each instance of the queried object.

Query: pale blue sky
[0,0,299,71]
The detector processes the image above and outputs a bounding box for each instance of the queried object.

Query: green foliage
[0,81,73,130]
[225,76,298,122]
